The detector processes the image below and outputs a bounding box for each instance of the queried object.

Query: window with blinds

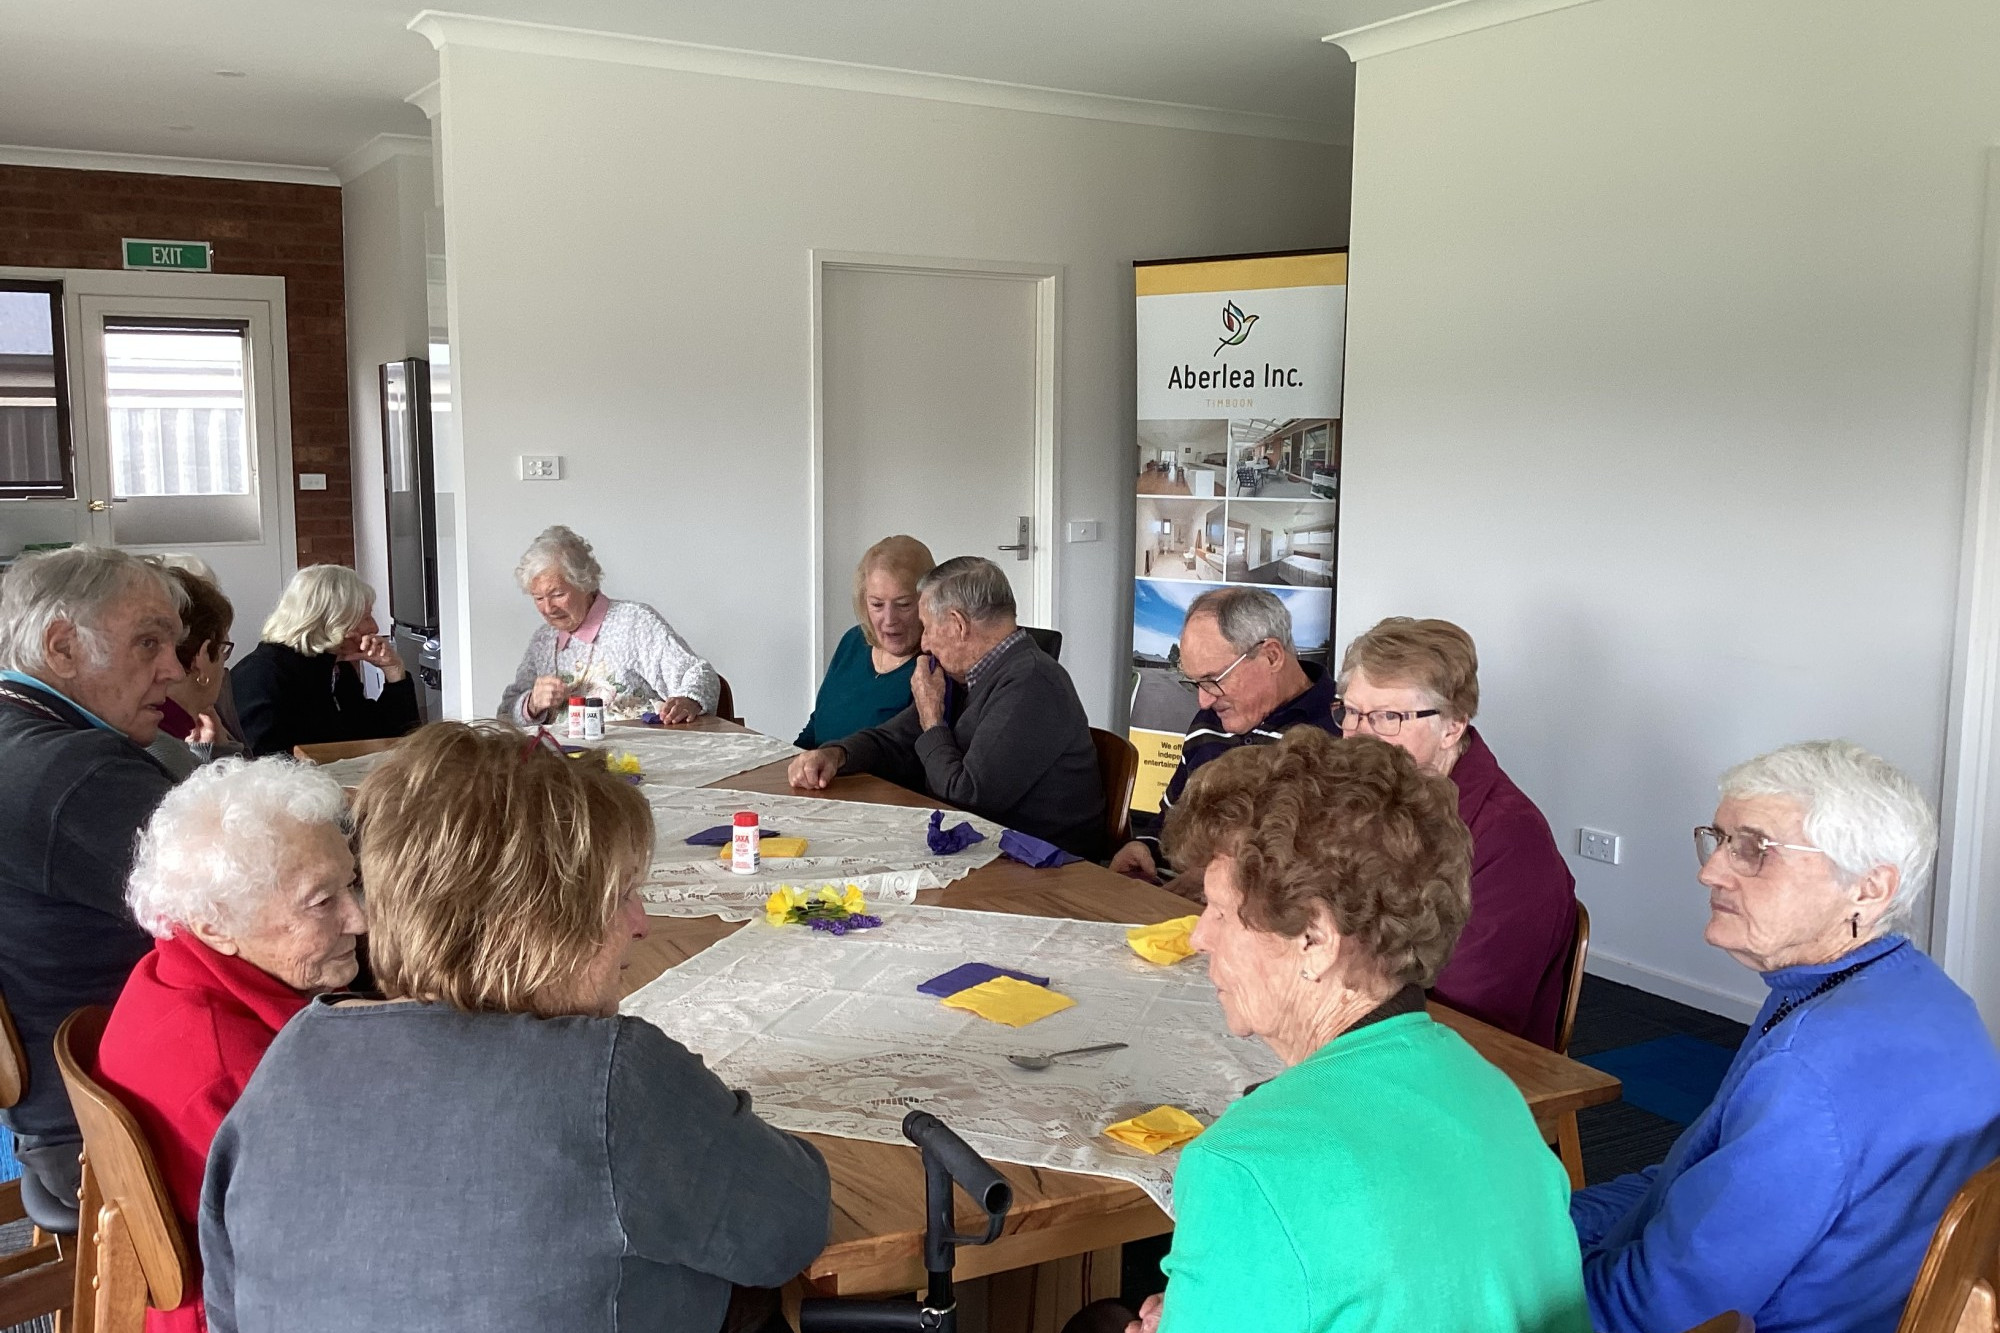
[0,280,74,499]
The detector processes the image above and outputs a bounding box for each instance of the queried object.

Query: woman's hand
[657,695,702,725]
[190,710,220,747]
[528,675,568,718]
[788,747,844,790]
[1128,1294,1163,1333]
[911,654,948,730]
[353,633,407,683]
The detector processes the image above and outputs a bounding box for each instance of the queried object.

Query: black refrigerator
[380,358,443,723]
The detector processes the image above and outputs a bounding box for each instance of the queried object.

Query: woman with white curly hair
[499,524,720,726]
[94,757,365,1333]
[1570,739,2000,1333]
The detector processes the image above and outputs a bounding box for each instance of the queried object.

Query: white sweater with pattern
[499,599,720,724]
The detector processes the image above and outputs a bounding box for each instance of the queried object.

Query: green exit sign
[122,239,212,272]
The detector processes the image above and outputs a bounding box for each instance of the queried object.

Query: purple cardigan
[1432,727,1577,1049]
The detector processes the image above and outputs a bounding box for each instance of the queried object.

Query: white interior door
[72,283,295,642]
[817,260,1055,668]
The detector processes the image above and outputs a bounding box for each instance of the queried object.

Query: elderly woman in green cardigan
[795,535,935,749]
[1112,728,1591,1333]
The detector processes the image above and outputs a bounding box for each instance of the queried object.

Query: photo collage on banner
[1129,252,1348,812]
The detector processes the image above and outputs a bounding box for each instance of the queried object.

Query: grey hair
[515,525,603,596]
[126,757,351,938]
[918,556,1016,625]
[261,565,373,656]
[1186,586,1295,656]
[0,544,185,673]
[1719,740,1938,928]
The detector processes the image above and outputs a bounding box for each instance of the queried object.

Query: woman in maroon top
[1334,617,1577,1049]
[95,757,366,1332]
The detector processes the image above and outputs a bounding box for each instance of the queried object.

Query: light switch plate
[1066,520,1102,543]
[297,473,327,491]
[520,455,563,481]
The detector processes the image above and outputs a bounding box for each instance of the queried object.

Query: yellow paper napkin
[1103,1106,1206,1155]
[717,837,810,861]
[939,976,1075,1027]
[1126,915,1199,965]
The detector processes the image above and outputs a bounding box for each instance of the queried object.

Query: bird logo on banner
[1215,300,1259,356]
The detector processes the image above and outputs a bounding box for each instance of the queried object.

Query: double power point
[1578,827,1622,866]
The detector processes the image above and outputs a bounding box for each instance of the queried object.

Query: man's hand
[911,654,948,730]
[787,746,845,790]
[1128,1294,1163,1333]
[1109,840,1160,883]
[658,695,702,725]
[528,674,567,718]
[354,633,407,683]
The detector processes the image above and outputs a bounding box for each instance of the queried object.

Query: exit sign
[122,239,212,272]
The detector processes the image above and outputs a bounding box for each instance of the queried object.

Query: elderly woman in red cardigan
[95,756,366,1332]
[1333,617,1578,1048]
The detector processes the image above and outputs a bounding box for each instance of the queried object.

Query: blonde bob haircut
[261,564,373,656]
[1338,616,1481,724]
[852,535,936,649]
[353,722,653,1017]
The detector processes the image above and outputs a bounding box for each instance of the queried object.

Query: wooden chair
[714,675,743,726]
[0,988,77,1329]
[1897,1157,2000,1333]
[1548,900,1591,1189]
[54,1006,195,1333]
[1088,728,1138,849]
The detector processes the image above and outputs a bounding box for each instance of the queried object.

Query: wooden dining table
[299,718,1623,1326]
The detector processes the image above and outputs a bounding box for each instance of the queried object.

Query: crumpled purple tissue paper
[926,809,987,855]
[998,828,1083,868]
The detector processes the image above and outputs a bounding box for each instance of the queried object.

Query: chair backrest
[714,675,742,725]
[0,987,25,1109]
[53,1007,194,1314]
[1555,899,1591,1055]
[1022,626,1063,663]
[1089,727,1138,848]
[1898,1157,2000,1333]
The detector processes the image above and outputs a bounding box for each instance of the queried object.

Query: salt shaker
[731,811,761,875]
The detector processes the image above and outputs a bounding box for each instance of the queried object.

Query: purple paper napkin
[917,962,1052,998]
[998,828,1083,868]
[685,824,784,846]
[927,809,988,855]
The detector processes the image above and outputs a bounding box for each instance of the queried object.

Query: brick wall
[0,164,353,565]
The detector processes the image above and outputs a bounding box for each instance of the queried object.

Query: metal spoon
[1007,1042,1129,1071]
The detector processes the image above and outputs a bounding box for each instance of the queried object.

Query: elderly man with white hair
[0,543,185,1211]
[788,555,1106,858]
[94,757,364,1333]
[1570,740,2000,1333]
[500,524,720,726]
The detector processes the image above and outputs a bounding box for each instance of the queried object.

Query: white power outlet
[296,473,327,491]
[1578,827,1621,865]
[520,455,563,480]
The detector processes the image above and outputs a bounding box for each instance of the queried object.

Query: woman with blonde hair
[796,535,936,748]
[201,723,830,1333]
[230,564,417,756]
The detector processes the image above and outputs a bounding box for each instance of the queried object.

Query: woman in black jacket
[232,565,420,757]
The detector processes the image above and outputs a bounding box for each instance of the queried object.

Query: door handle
[86,499,129,512]
[996,516,1031,561]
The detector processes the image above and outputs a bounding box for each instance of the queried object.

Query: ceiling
[0,0,1431,175]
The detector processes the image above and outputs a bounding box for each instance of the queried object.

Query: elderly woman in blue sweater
[1571,740,2000,1333]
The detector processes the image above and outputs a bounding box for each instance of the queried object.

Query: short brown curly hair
[1163,729,1472,987]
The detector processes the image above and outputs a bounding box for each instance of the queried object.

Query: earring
[1850,912,1860,939]
[1300,967,1315,982]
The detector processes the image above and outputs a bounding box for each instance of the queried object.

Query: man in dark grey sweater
[789,556,1106,858]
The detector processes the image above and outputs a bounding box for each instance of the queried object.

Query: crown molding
[405,80,442,119]
[335,132,432,184]
[1325,0,1603,61]
[0,142,339,187]
[408,10,1345,145]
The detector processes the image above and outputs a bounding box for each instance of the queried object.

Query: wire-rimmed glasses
[1693,824,1825,877]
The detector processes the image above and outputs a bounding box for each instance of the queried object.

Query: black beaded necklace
[1760,943,1898,1035]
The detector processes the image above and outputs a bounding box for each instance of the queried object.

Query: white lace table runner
[620,904,1281,1215]
[307,727,798,793]
[641,788,1003,919]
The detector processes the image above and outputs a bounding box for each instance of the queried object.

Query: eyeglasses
[1333,700,1441,737]
[219,639,236,662]
[1693,825,1826,877]
[1176,650,1253,697]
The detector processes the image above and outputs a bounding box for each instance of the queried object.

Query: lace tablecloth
[640,789,1003,919]
[620,904,1280,1215]
[307,726,798,793]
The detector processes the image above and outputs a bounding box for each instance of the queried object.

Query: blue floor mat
[1582,1033,1737,1126]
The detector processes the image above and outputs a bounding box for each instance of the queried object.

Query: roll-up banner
[1129,250,1348,812]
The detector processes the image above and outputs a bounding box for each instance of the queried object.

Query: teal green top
[1158,1010,1590,1333]
[796,625,918,750]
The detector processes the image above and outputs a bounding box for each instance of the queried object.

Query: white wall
[430,40,1346,736]
[341,149,435,630]
[1338,0,2000,1015]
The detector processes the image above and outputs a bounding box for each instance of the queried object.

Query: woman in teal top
[1102,728,1589,1333]
[796,536,935,749]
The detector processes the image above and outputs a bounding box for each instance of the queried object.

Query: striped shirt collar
[965,628,1029,689]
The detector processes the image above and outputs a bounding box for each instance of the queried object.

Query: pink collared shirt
[556,593,611,651]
